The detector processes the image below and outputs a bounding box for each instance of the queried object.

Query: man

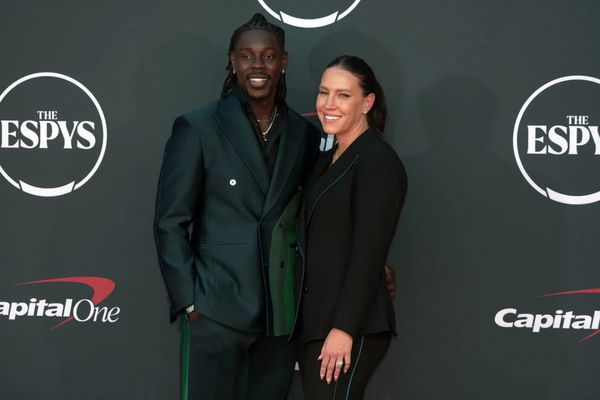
[154,13,395,400]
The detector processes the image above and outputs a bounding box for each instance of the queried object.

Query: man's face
[230,29,288,102]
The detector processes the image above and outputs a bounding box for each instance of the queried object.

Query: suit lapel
[262,111,306,216]
[304,129,377,225]
[214,95,270,194]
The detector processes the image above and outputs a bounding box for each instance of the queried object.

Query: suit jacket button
[303,286,308,293]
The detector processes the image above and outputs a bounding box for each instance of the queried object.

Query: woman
[294,55,407,399]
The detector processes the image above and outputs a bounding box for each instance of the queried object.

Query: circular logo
[0,72,107,197]
[257,0,362,28]
[513,75,600,205]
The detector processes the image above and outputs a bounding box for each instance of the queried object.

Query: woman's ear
[363,93,376,114]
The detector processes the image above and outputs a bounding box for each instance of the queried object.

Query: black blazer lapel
[213,95,270,194]
[304,129,378,225]
[262,111,306,216]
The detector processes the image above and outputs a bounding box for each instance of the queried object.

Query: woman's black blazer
[294,128,407,342]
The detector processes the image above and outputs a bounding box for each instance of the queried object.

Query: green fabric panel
[180,315,190,400]
[269,192,302,336]
[284,216,299,332]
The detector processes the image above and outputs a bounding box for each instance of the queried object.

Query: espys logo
[494,288,600,343]
[0,276,119,329]
[513,75,600,205]
[0,72,107,197]
[257,0,362,28]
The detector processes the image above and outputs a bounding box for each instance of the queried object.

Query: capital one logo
[513,75,600,205]
[495,288,600,343]
[0,72,107,197]
[0,276,119,329]
[257,0,362,28]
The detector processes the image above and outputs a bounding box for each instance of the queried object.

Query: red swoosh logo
[14,276,116,329]
[540,288,600,343]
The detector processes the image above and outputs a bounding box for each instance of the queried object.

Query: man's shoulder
[177,99,221,124]
[285,107,321,139]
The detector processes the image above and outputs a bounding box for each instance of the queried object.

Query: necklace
[258,106,278,140]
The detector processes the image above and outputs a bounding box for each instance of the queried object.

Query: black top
[231,84,287,177]
[293,129,407,342]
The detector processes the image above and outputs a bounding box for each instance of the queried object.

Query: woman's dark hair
[326,55,387,134]
[221,14,287,104]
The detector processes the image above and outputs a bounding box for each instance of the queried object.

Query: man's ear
[282,51,289,72]
[229,52,237,72]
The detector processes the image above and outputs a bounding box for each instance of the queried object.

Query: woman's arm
[333,148,406,336]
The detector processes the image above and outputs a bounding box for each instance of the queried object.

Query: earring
[282,69,285,74]
[233,69,236,75]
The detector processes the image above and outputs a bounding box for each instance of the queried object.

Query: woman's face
[316,67,374,138]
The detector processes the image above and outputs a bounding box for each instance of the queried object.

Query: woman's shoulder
[359,132,404,171]
[352,131,408,196]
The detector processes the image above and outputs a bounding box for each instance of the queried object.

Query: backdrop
[1,1,600,399]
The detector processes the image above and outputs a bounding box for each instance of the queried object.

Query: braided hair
[221,13,287,103]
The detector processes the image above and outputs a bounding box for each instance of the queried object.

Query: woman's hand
[318,328,353,384]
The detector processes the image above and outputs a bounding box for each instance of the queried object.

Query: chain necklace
[258,106,278,141]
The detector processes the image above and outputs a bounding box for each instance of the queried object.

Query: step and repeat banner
[1,1,599,399]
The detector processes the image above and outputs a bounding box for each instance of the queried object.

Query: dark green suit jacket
[154,93,320,334]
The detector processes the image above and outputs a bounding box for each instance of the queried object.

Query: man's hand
[384,265,396,300]
[186,304,199,322]
[187,311,200,322]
